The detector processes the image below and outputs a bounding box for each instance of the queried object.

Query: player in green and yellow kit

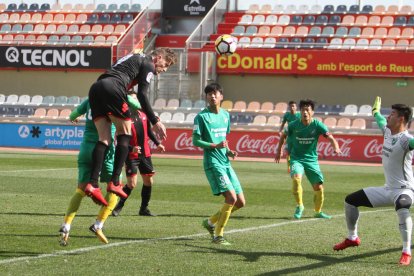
[279,101,301,173]
[193,83,245,245]
[275,99,342,220]
[59,95,140,246]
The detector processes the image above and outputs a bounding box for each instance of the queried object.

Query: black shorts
[125,156,155,176]
[88,78,131,120]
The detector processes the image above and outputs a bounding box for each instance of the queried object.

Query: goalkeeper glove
[372,96,381,115]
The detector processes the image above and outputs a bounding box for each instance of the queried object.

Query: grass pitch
[0,151,412,275]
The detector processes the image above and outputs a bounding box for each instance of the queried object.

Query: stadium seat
[264,14,277,25]
[361,27,374,38]
[275,37,289,48]
[335,5,347,14]
[395,16,407,26]
[302,37,316,49]
[310,5,323,14]
[18,3,28,11]
[355,16,368,26]
[119,3,130,12]
[361,5,373,14]
[351,118,366,129]
[232,101,247,112]
[328,15,341,25]
[252,14,265,25]
[40,3,50,11]
[296,26,309,36]
[14,34,25,43]
[67,96,80,106]
[308,26,322,36]
[336,117,351,129]
[30,95,43,105]
[71,35,83,44]
[382,39,396,50]
[260,102,274,113]
[267,115,281,126]
[42,95,55,106]
[407,16,414,27]
[283,26,296,36]
[17,95,31,105]
[341,104,358,116]
[96,4,106,11]
[87,14,98,24]
[396,39,409,50]
[20,107,34,117]
[131,4,141,11]
[6,3,17,11]
[290,37,302,48]
[374,27,387,38]
[93,35,106,45]
[303,15,315,25]
[171,112,185,123]
[179,99,193,110]
[56,24,68,34]
[73,4,84,11]
[381,16,394,26]
[46,108,59,118]
[367,16,381,26]
[349,5,360,14]
[252,115,267,126]
[284,5,297,14]
[85,3,96,11]
[0,106,7,116]
[343,38,356,49]
[297,4,310,14]
[98,14,111,23]
[5,94,18,104]
[184,113,197,123]
[12,24,23,32]
[122,14,134,23]
[358,104,372,116]
[106,36,118,44]
[7,107,20,117]
[76,14,88,23]
[114,25,126,34]
[246,101,261,112]
[79,25,91,34]
[323,117,337,128]
[193,100,206,109]
[386,5,399,15]
[321,26,334,37]
[369,38,382,49]
[110,14,122,24]
[335,26,348,37]
[107,4,118,11]
[159,112,172,122]
[401,28,414,38]
[388,27,401,39]
[238,114,253,124]
[35,34,47,45]
[258,26,271,36]
[291,15,303,25]
[245,25,258,35]
[153,98,167,110]
[55,96,68,106]
[274,102,288,113]
[91,25,103,34]
[0,94,5,104]
[330,104,345,114]
[316,104,330,114]
[355,38,369,49]
[221,100,233,111]
[278,15,290,25]
[270,26,283,36]
[33,107,47,118]
[322,5,334,14]
[260,4,272,14]
[328,38,343,49]
[342,15,355,26]
[238,37,251,48]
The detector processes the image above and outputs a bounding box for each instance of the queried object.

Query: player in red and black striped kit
[112,108,165,217]
[85,48,176,206]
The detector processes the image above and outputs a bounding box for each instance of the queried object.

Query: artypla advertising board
[0,46,111,70]
[0,123,83,149]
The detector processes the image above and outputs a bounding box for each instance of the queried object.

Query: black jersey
[98,54,158,124]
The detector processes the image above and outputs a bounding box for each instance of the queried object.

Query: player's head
[299,99,315,121]
[150,48,177,74]
[388,104,412,126]
[288,101,297,112]
[204,83,223,106]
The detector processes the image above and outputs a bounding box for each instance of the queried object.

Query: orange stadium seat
[9,13,20,23]
[20,13,31,23]
[42,13,53,23]
[401,28,413,39]
[351,118,366,129]
[114,25,126,34]
[35,34,47,45]
[282,26,296,36]
[342,15,355,26]
[382,39,396,50]
[65,14,76,23]
[367,16,381,26]
[381,16,394,26]
[252,115,267,126]
[62,3,72,11]
[31,13,42,23]
[91,24,103,34]
[46,108,59,118]
[396,39,409,49]
[355,15,368,26]
[24,34,36,44]
[296,26,308,37]
[323,117,337,128]
[102,25,115,34]
[59,109,72,119]
[33,108,46,118]
[386,5,399,15]
[258,26,270,36]
[387,27,401,39]
[54,14,65,23]
[373,27,387,38]
[45,24,57,33]
[153,98,166,110]
[246,4,259,14]
[232,101,247,112]
[361,27,374,38]
[274,102,287,113]
[76,14,88,23]
[400,5,412,14]
[336,118,351,129]
[260,4,272,14]
[260,102,274,113]
[14,34,25,43]
[373,5,386,14]
[56,24,68,34]
[166,99,180,110]
[79,24,91,34]
[106,35,118,44]
[73,4,84,11]
[270,26,283,36]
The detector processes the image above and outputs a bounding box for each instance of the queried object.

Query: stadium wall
[0,71,101,96]
[218,75,414,105]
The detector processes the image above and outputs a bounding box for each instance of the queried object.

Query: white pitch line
[0,208,393,265]
[0,168,76,173]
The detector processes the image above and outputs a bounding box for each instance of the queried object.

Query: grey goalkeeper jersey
[381,127,414,189]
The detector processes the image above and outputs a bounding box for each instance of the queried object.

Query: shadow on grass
[184,244,401,275]
[0,212,96,218]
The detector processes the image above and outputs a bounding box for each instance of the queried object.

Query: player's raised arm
[372,96,387,131]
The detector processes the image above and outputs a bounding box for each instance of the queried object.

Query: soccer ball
[214,34,237,56]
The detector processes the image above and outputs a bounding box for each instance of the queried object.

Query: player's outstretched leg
[333,237,361,251]
[89,224,108,244]
[294,205,304,219]
[84,183,108,206]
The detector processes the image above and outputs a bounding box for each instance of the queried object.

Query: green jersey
[285,119,329,162]
[193,107,230,169]
[71,99,116,143]
[282,111,301,125]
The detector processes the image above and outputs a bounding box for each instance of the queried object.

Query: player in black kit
[85,48,177,206]
[112,103,165,217]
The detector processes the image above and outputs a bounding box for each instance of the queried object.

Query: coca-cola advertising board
[150,129,385,163]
